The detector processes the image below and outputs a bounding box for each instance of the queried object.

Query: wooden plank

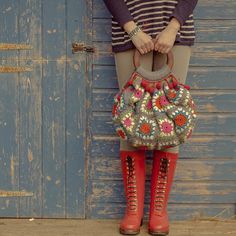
[90,158,236,181]
[88,203,235,220]
[90,137,236,159]
[42,0,66,60]
[0,1,19,60]
[93,19,236,43]
[0,219,235,236]
[191,43,236,66]
[18,0,43,218]
[88,181,236,203]
[187,67,236,90]
[92,42,236,67]
[195,0,236,19]
[93,0,236,20]
[42,0,66,217]
[65,0,88,218]
[195,20,236,43]
[0,0,19,217]
[92,90,236,113]
[91,113,236,136]
[90,0,236,222]
[93,65,236,90]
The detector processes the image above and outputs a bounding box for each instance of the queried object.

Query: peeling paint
[0,190,33,197]
[28,148,33,162]
[46,176,52,181]
[10,155,14,186]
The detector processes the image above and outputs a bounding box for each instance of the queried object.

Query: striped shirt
[103,0,198,52]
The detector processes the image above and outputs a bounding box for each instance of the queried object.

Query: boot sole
[119,219,143,235]
[148,229,169,236]
[119,228,140,235]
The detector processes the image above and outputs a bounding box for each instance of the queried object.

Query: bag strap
[133,40,174,70]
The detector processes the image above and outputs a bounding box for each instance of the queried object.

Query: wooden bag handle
[133,40,174,70]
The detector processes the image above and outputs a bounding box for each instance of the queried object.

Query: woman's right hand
[123,21,154,54]
[131,31,154,55]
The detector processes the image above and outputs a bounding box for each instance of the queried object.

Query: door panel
[0,0,88,218]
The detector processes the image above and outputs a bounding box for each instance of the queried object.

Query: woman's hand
[131,31,154,55]
[123,21,154,54]
[154,18,180,54]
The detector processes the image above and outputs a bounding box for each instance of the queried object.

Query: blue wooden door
[0,0,89,218]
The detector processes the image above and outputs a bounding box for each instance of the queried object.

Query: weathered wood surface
[86,0,236,220]
[0,219,235,236]
[90,158,236,181]
[88,203,235,220]
[88,181,236,203]
[90,138,236,158]
[0,0,20,217]
[93,65,236,89]
[0,0,87,218]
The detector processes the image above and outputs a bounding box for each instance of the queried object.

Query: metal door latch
[72,42,94,53]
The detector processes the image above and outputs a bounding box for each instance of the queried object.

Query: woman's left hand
[154,18,180,54]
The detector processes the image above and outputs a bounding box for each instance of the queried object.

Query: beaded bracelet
[128,25,142,39]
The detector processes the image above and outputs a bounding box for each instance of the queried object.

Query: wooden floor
[0,219,235,236]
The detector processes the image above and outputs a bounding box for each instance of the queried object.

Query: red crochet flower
[134,89,143,98]
[160,121,173,133]
[174,114,187,126]
[140,123,151,134]
[155,98,162,109]
[123,117,132,127]
[160,95,169,106]
[168,90,177,99]
[146,99,152,109]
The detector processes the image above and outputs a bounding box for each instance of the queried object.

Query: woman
[103,1,198,235]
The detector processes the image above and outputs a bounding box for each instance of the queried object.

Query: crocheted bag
[112,49,197,150]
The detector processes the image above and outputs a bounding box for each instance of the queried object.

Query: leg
[114,49,153,234]
[148,46,191,235]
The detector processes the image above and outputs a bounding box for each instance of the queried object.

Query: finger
[140,45,148,54]
[154,41,161,51]
[138,47,145,55]
[145,42,152,52]
[161,46,168,54]
[164,47,171,54]
[157,45,165,53]
[149,40,155,50]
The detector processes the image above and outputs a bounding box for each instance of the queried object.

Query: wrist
[123,21,137,34]
[167,18,180,32]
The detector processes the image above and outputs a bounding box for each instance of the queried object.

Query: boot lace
[154,157,170,212]
[125,155,138,212]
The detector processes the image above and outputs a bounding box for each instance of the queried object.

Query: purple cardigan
[103,0,198,27]
[103,0,198,52]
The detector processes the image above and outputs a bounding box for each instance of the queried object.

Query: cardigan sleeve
[103,0,134,27]
[169,0,198,26]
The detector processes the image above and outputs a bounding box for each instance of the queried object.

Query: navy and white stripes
[109,0,196,52]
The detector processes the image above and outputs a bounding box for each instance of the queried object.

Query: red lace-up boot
[148,150,179,235]
[119,150,146,235]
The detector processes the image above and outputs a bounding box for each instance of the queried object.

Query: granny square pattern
[112,71,197,150]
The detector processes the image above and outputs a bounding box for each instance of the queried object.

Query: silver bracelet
[128,25,142,39]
